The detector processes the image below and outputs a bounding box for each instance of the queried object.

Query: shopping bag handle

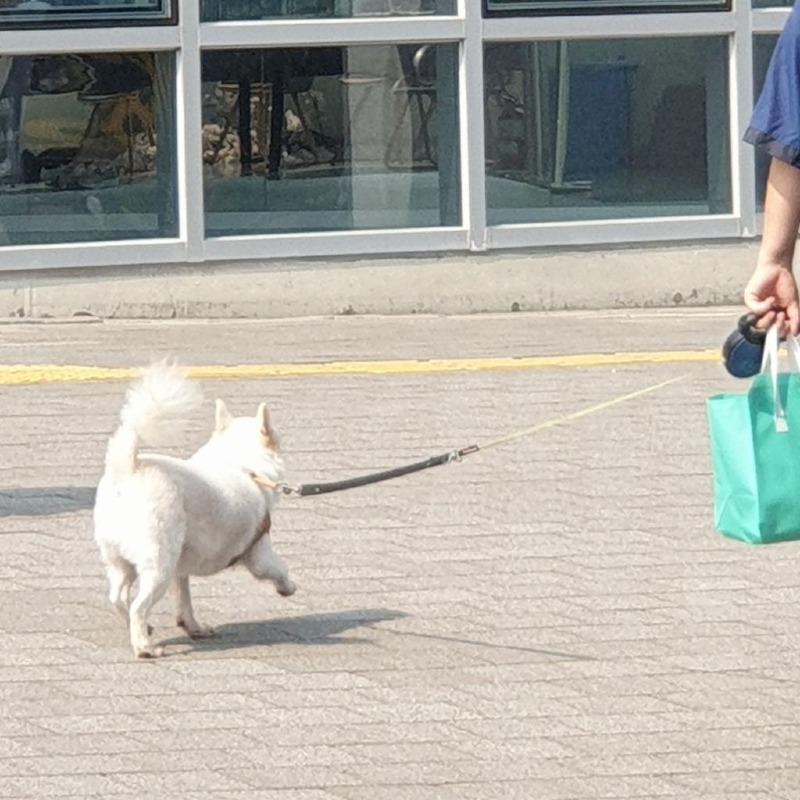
[760,325,800,374]
[759,326,800,432]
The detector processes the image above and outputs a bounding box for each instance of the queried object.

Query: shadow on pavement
[0,486,96,517]
[163,608,408,653]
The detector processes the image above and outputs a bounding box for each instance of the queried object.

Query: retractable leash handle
[723,313,767,378]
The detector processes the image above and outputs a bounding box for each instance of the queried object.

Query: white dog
[93,362,296,658]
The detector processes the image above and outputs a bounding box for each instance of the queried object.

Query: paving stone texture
[1,307,800,799]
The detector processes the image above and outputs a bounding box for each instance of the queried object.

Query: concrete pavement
[1,307,800,799]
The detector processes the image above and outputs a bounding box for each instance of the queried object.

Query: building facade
[0,0,790,316]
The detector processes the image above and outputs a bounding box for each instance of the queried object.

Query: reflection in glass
[751,0,791,8]
[485,0,727,14]
[0,53,176,245]
[753,35,779,211]
[484,38,731,224]
[0,0,171,28]
[201,46,460,236]
[201,0,453,22]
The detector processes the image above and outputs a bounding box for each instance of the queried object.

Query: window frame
[0,0,786,271]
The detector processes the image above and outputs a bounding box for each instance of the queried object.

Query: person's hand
[744,264,800,336]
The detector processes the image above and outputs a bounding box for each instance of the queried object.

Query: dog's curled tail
[106,361,203,479]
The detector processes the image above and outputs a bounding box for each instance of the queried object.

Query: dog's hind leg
[175,576,215,639]
[105,558,136,625]
[128,568,172,658]
[243,536,296,597]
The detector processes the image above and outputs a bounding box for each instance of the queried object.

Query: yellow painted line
[0,349,720,386]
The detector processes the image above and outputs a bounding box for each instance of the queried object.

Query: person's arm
[760,158,800,270]
[745,157,800,335]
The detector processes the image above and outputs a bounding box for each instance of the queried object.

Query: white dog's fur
[93,362,295,658]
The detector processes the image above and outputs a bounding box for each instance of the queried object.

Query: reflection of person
[744,6,800,337]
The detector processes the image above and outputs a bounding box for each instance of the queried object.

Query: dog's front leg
[243,536,296,597]
[174,576,215,639]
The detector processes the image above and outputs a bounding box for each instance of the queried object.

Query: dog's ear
[215,399,233,432]
[257,402,278,449]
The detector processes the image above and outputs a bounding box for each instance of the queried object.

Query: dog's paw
[277,578,297,597]
[135,644,165,659]
[178,620,216,639]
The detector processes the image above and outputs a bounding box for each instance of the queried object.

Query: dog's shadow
[0,486,96,518]
[162,608,408,653]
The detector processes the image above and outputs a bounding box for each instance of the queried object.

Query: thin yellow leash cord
[255,373,686,496]
[478,374,686,452]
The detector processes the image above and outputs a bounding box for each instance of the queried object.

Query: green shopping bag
[707,327,800,544]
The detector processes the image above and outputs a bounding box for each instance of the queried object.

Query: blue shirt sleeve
[746,4,800,167]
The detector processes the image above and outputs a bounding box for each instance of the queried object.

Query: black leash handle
[294,444,480,497]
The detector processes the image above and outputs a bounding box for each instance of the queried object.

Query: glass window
[0,53,177,245]
[751,0,791,8]
[201,46,460,237]
[484,37,731,225]
[202,0,454,22]
[485,0,727,16]
[0,0,172,28]
[753,35,779,211]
